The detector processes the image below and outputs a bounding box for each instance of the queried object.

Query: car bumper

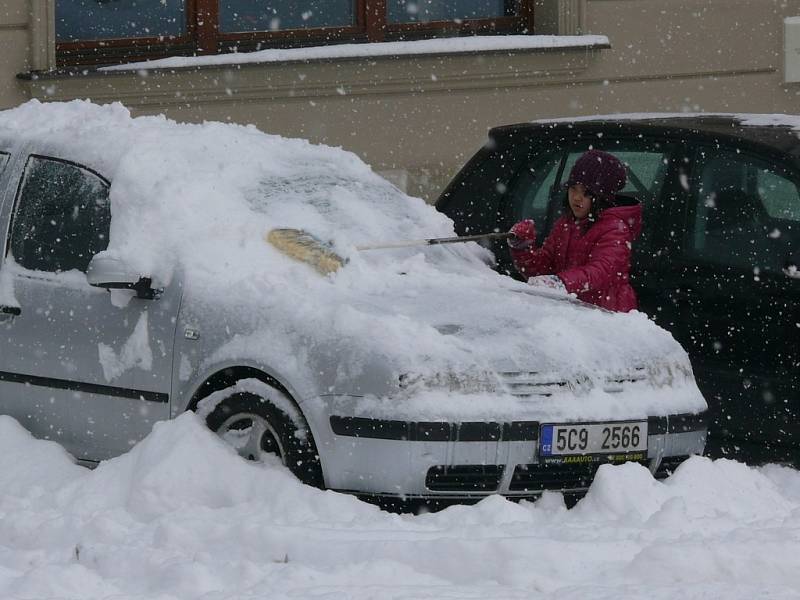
[311,410,707,499]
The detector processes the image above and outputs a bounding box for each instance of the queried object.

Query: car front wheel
[204,390,323,488]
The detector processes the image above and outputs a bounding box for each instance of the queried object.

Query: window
[0,152,8,174]
[439,142,530,238]
[757,169,800,221]
[9,156,111,273]
[220,1,354,32]
[686,149,800,272]
[388,0,510,23]
[57,0,186,42]
[508,149,561,226]
[509,144,673,238]
[55,0,534,66]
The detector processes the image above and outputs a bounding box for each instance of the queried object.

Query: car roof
[488,114,800,157]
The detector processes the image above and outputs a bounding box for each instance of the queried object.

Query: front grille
[425,465,504,492]
[510,462,606,492]
[496,371,569,397]
[497,366,649,397]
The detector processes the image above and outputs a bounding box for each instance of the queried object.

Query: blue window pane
[389,0,508,23]
[56,0,186,42]
[220,1,354,32]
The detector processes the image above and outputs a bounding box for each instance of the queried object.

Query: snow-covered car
[0,101,707,505]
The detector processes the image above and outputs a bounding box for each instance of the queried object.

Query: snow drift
[0,413,798,600]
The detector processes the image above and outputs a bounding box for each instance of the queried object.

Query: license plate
[540,421,648,456]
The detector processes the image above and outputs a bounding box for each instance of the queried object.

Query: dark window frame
[56,0,536,67]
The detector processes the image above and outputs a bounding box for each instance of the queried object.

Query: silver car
[0,101,707,506]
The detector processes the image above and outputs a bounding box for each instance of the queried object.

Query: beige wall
[2,0,800,200]
[0,0,32,108]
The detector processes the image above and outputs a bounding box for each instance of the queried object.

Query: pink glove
[508,219,536,249]
[527,275,567,293]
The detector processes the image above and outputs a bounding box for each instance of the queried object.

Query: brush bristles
[266,229,345,275]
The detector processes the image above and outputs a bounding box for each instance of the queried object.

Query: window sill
[19,35,611,105]
[95,35,609,72]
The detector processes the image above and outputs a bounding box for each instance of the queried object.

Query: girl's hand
[527,274,567,293]
[508,220,536,249]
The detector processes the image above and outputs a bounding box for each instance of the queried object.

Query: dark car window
[507,149,564,226]
[686,149,799,272]
[9,156,111,273]
[438,142,531,237]
[757,168,800,221]
[509,143,674,252]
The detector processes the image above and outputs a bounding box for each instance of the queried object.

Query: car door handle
[0,305,21,321]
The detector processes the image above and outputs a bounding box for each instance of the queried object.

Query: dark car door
[667,145,800,463]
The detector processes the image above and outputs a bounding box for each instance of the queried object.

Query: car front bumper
[310,410,708,500]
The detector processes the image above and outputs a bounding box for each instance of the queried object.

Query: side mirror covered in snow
[87,255,162,300]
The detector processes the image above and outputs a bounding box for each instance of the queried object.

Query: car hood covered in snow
[0,101,706,420]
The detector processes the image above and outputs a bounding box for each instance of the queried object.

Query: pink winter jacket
[510,203,643,312]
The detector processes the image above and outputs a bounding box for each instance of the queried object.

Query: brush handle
[356,232,513,251]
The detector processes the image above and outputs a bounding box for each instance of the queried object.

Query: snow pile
[0,413,798,599]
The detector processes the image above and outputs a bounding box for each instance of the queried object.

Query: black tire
[204,390,324,488]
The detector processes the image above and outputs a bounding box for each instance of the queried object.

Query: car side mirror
[87,255,162,299]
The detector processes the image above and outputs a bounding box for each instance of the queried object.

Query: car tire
[204,390,324,488]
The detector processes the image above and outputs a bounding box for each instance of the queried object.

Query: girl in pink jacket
[508,149,642,312]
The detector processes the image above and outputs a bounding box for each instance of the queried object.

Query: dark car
[437,114,800,466]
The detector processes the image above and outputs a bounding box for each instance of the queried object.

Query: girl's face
[568,183,593,220]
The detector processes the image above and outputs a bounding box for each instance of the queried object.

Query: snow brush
[266,228,514,275]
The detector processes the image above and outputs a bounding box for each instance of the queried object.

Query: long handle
[356,231,513,251]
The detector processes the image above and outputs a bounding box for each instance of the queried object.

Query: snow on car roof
[0,100,706,420]
[529,112,800,130]
[489,112,800,153]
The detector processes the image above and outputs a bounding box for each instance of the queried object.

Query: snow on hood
[0,101,704,416]
[1,412,798,599]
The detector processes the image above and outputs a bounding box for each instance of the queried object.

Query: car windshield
[247,171,494,274]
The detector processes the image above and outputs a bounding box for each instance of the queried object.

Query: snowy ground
[1,413,799,600]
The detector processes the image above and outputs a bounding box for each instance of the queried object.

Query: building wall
[2,0,800,200]
[0,0,32,108]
